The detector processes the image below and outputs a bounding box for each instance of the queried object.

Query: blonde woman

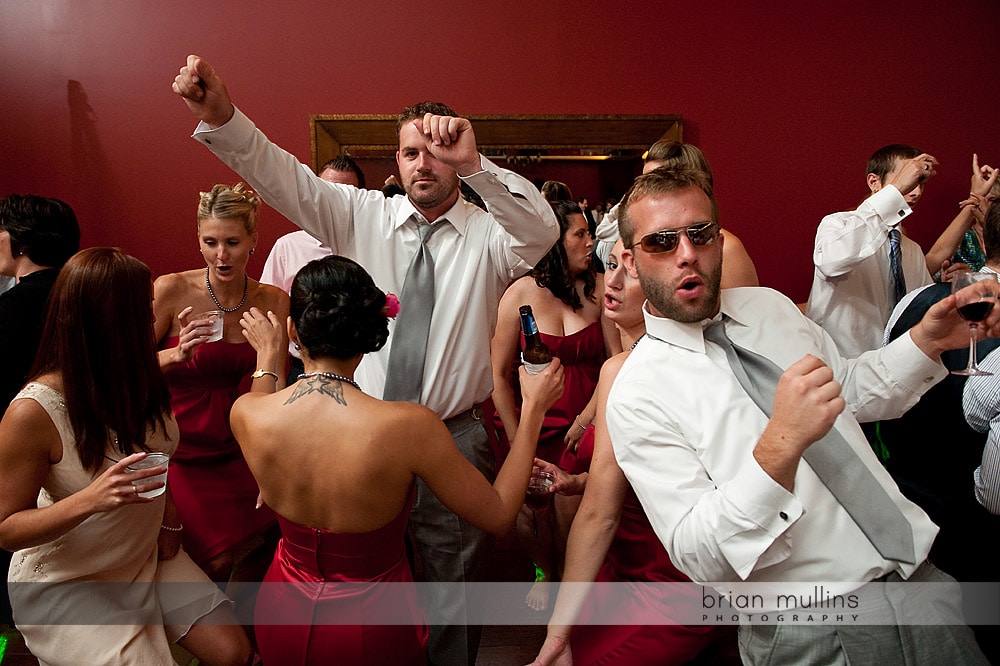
[153,183,289,581]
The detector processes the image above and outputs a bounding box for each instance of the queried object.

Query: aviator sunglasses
[631,221,721,254]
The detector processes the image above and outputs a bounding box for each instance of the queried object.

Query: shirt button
[779,511,788,520]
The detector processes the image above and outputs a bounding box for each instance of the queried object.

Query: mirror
[310,114,683,204]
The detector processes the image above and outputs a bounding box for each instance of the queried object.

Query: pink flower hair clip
[383,293,401,318]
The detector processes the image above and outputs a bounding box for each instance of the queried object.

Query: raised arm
[415,361,564,535]
[171,54,235,129]
[924,155,998,274]
[812,186,911,278]
[172,55,368,255]
[240,306,288,391]
[490,283,527,444]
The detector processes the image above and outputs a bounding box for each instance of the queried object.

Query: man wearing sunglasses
[604,166,990,664]
[806,145,937,359]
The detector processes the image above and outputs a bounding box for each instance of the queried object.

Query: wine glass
[951,271,998,376]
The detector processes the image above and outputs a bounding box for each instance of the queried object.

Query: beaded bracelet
[160,523,183,533]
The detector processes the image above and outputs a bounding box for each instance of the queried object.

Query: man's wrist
[457,154,486,178]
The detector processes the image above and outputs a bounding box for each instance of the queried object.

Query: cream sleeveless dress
[7,382,230,666]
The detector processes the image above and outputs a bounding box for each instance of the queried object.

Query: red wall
[2,1,998,303]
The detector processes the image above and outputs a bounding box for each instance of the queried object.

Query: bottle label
[519,312,539,336]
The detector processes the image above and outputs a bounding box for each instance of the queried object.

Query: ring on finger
[131,483,138,495]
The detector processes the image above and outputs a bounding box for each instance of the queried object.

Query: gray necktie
[383,219,443,402]
[703,318,916,564]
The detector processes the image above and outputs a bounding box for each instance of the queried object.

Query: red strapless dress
[494,320,605,465]
[569,487,735,665]
[161,336,276,565]
[254,493,428,665]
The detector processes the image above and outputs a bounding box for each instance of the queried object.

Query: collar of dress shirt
[640,290,753,354]
[394,196,472,236]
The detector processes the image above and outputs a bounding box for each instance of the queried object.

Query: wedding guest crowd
[2,50,998,666]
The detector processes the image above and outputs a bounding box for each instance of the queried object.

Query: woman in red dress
[491,200,612,610]
[153,183,289,581]
[230,255,564,665]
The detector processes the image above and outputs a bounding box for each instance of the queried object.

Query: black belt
[443,404,482,429]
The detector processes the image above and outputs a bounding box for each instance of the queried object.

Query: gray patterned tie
[888,228,906,305]
[703,318,916,564]
[382,219,443,402]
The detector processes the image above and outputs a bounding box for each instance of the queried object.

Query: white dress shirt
[606,287,942,609]
[193,108,558,418]
[962,349,1000,514]
[260,230,333,361]
[806,186,933,359]
[594,203,620,266]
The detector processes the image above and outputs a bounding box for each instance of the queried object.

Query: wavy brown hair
[29,248,172,472]
[530,200,596,311]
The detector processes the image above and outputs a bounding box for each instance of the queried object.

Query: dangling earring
[250,247,256,255]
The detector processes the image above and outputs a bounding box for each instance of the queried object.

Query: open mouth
[677,276,704,299]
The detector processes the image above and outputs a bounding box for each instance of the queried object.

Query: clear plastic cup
[126,452,169,498]
[193,310,224,343]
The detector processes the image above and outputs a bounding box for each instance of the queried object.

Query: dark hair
[541,181,574,202]
[619,166,717,248]
[396,101,458,142]
[320,154,367,189]
[983,201,1000,265]
[530,200,596,311]
[291,256,389,360]
[866,144,921,182]
[0,194,80,268]
[29,248,172,473]
[645,141,714,186]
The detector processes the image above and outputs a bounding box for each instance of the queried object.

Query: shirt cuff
[725,458,803,536]
[192,106,256,152]
[717,458,803,578]
[457,154,489,180]
[868,186,912,227]
[887,330,948,391]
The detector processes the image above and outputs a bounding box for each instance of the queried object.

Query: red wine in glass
[525,470,554,538]
[958,301,994,322]
[952,271,998,376]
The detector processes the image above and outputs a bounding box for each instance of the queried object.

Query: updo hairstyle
[290,256,389,360]
[197,183,262,234]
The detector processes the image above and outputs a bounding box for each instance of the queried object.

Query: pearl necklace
[205,267,249,313]
[299,371,361,391]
